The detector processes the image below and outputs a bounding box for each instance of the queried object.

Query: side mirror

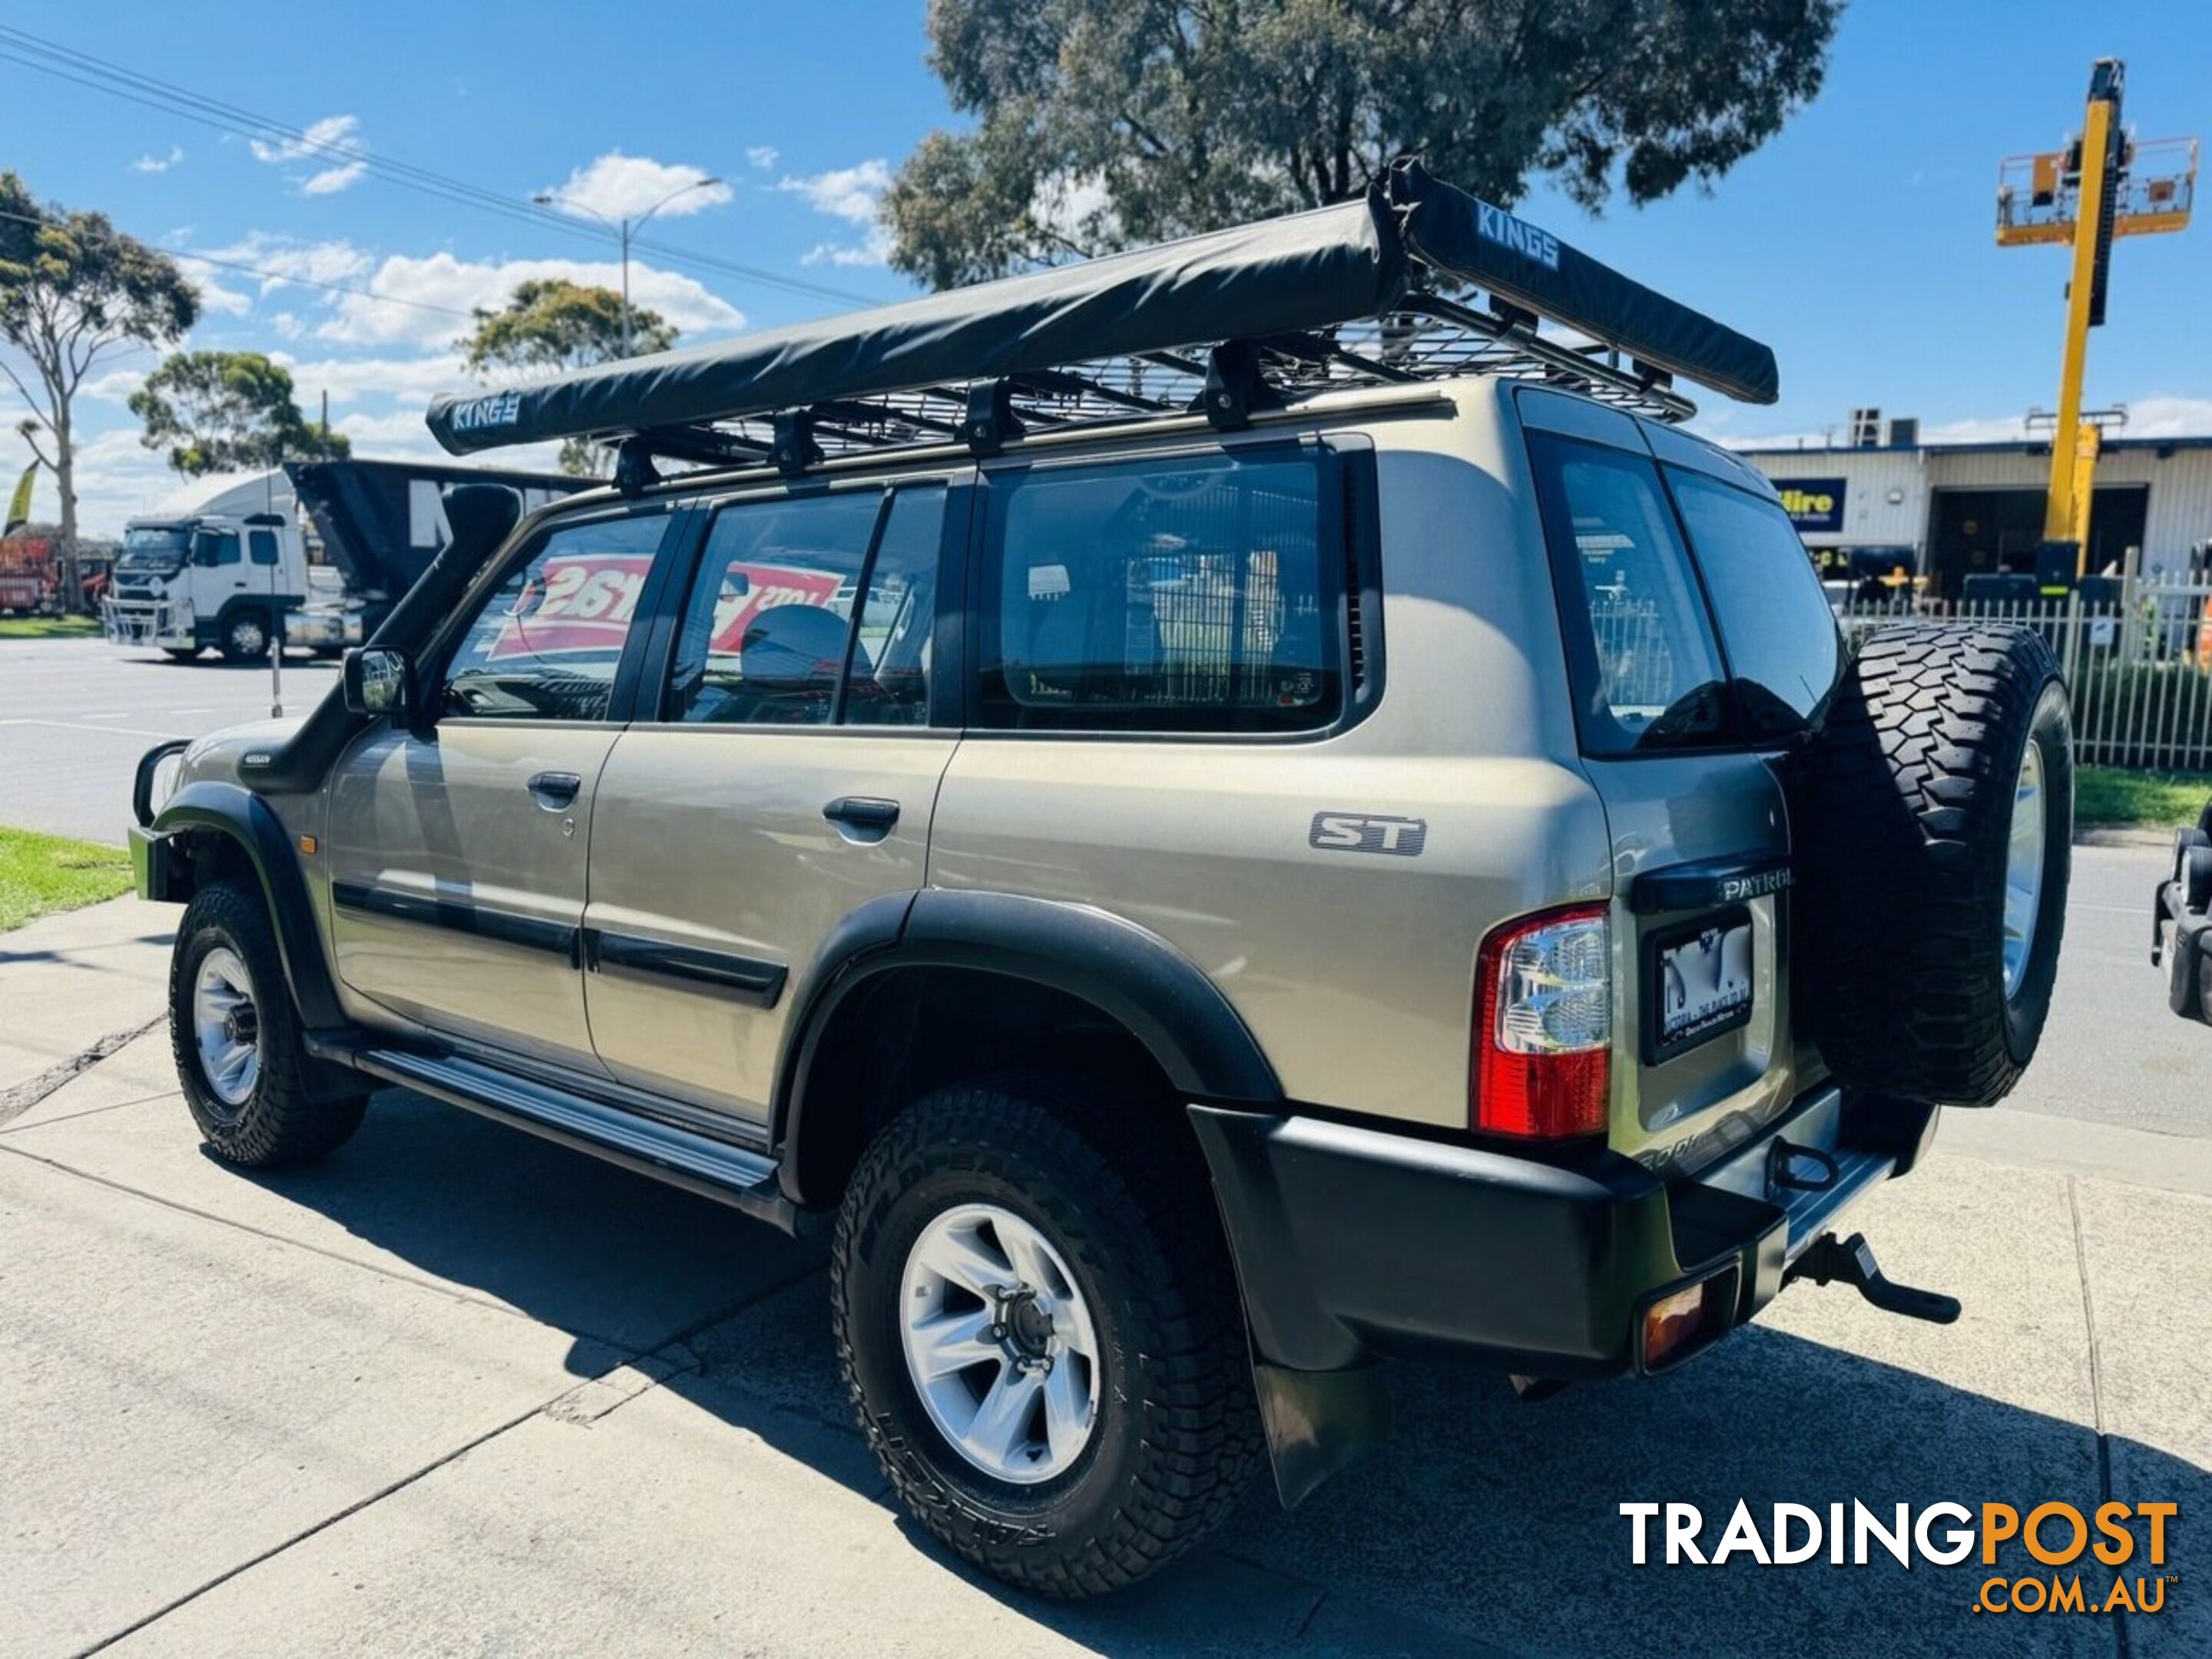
[343,647,413,717]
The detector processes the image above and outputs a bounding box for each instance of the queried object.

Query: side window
[666,487,943,727]
[975,449,1338,733]
[1666,468,1843,737]
[247,528,280,567]
[194,530,240,567]
[1525,432,1727,755]
[843,488,943,727]
[440,513,667,722]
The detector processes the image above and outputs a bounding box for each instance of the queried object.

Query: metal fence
[1836,576,2212,772]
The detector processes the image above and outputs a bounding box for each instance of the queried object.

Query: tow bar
[1785,1232,1962,1325]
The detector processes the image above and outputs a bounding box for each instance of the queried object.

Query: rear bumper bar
[1190,1085,1938,1382]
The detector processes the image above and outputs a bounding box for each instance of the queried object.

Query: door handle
[823,796,900,831]
[528,770,582,810]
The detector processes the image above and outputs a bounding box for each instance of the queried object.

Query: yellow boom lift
[1995,58,2195,584]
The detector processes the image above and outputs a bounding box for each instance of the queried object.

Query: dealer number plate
[1657,919,1753,1053]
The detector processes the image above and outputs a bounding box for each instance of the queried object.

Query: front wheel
[833,1075,1263,1597]
[171,880,368,1167]
[219,610,270,663]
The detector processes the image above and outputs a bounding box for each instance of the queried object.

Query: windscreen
[120,525,189,571]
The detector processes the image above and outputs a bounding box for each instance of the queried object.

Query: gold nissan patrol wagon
[131,163,2073,1597]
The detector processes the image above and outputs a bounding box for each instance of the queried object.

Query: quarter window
[1665,468,1843,737]
[247,528,280,566]
[1526,432,1728,755]
[440,513,667,722]
[975,449,1338,733]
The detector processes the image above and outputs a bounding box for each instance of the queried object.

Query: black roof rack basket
[426,161,1776,477]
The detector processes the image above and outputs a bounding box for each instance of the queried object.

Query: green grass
[0,826,134,931]
[0,614,99,639]
[2075,766,2212,831]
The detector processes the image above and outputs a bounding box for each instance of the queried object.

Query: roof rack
[426,162,1776,483]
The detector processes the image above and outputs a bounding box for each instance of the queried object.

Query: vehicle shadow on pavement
[234,1089,2207,1659]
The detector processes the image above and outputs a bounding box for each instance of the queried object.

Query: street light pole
[531,176,723,357]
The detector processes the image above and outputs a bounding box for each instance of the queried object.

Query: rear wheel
[171,880,368,1167]
[1792,624,2072,1106]
[833,1075,1263,1597]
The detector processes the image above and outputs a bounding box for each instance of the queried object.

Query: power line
[0,206,477,320]
[0,23,877,309]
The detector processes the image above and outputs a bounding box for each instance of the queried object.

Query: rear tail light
[1472,902,1611,1138]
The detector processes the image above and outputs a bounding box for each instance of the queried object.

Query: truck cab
[104,473,306,661]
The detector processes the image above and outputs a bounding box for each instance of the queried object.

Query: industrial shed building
[1737,431,2212,594]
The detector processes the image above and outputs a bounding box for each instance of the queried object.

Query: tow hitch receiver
[1786,1232,1961,1325]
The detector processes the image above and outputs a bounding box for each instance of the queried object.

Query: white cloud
[0,425,184,538]
[1720,394,2212,452]
[782,159,892,267]
[198,233,373,297]
[746,146,780,171]
[538,152,731,221]
[81,369,148,405]
[802,233,893,268]
[314,250,746,349]
[270,351,470,406]
[249,113,359,165]
[781,159,890,224]
[250,114,369,195]
[271,313,304,340]
[300,161,369,196]
[132,145,184,174]
[171,256,253,317]
[2117,395,2212,439]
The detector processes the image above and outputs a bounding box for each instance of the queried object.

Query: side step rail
[329,1041,813,1235]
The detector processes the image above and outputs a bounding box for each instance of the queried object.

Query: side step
[1785,1231,1960,1324]
[332,1042,814,1235]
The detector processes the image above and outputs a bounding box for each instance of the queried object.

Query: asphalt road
[2,636,2202,1141]
[0,634,338,845]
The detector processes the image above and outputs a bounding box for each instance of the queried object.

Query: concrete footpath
[1,896,2207,1657]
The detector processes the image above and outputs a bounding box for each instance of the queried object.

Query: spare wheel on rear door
[1790,623,2072,1108]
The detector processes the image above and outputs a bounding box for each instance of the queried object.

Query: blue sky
[3,0,2207,533]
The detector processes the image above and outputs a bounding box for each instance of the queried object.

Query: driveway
[0,854,2206,1657]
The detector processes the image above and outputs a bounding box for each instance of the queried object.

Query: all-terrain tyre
[171,879,368,1167]
[833,1075,1264,1598]
[1791,624,2071,1107]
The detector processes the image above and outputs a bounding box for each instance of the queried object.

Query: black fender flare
[771,889,1281,1205]
[154,780,346,1030]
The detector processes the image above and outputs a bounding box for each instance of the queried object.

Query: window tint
[843,488,942,726]
[194,530,240,568]
[247,528,280,567]
[976,450,1337,733]
[1666,468,1843,737]
[441,513,666,721]
[1526,432,1727,754]
[666,487,942,727]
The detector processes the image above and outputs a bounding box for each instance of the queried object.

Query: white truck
[103,461,584,661]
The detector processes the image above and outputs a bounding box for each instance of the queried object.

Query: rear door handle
[528,770,582,810]
[823,796,899,831]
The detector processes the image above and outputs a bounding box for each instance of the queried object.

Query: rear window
[975,449,1339,733]
[1525,432,1727,755]
[1664,467,1842,737]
